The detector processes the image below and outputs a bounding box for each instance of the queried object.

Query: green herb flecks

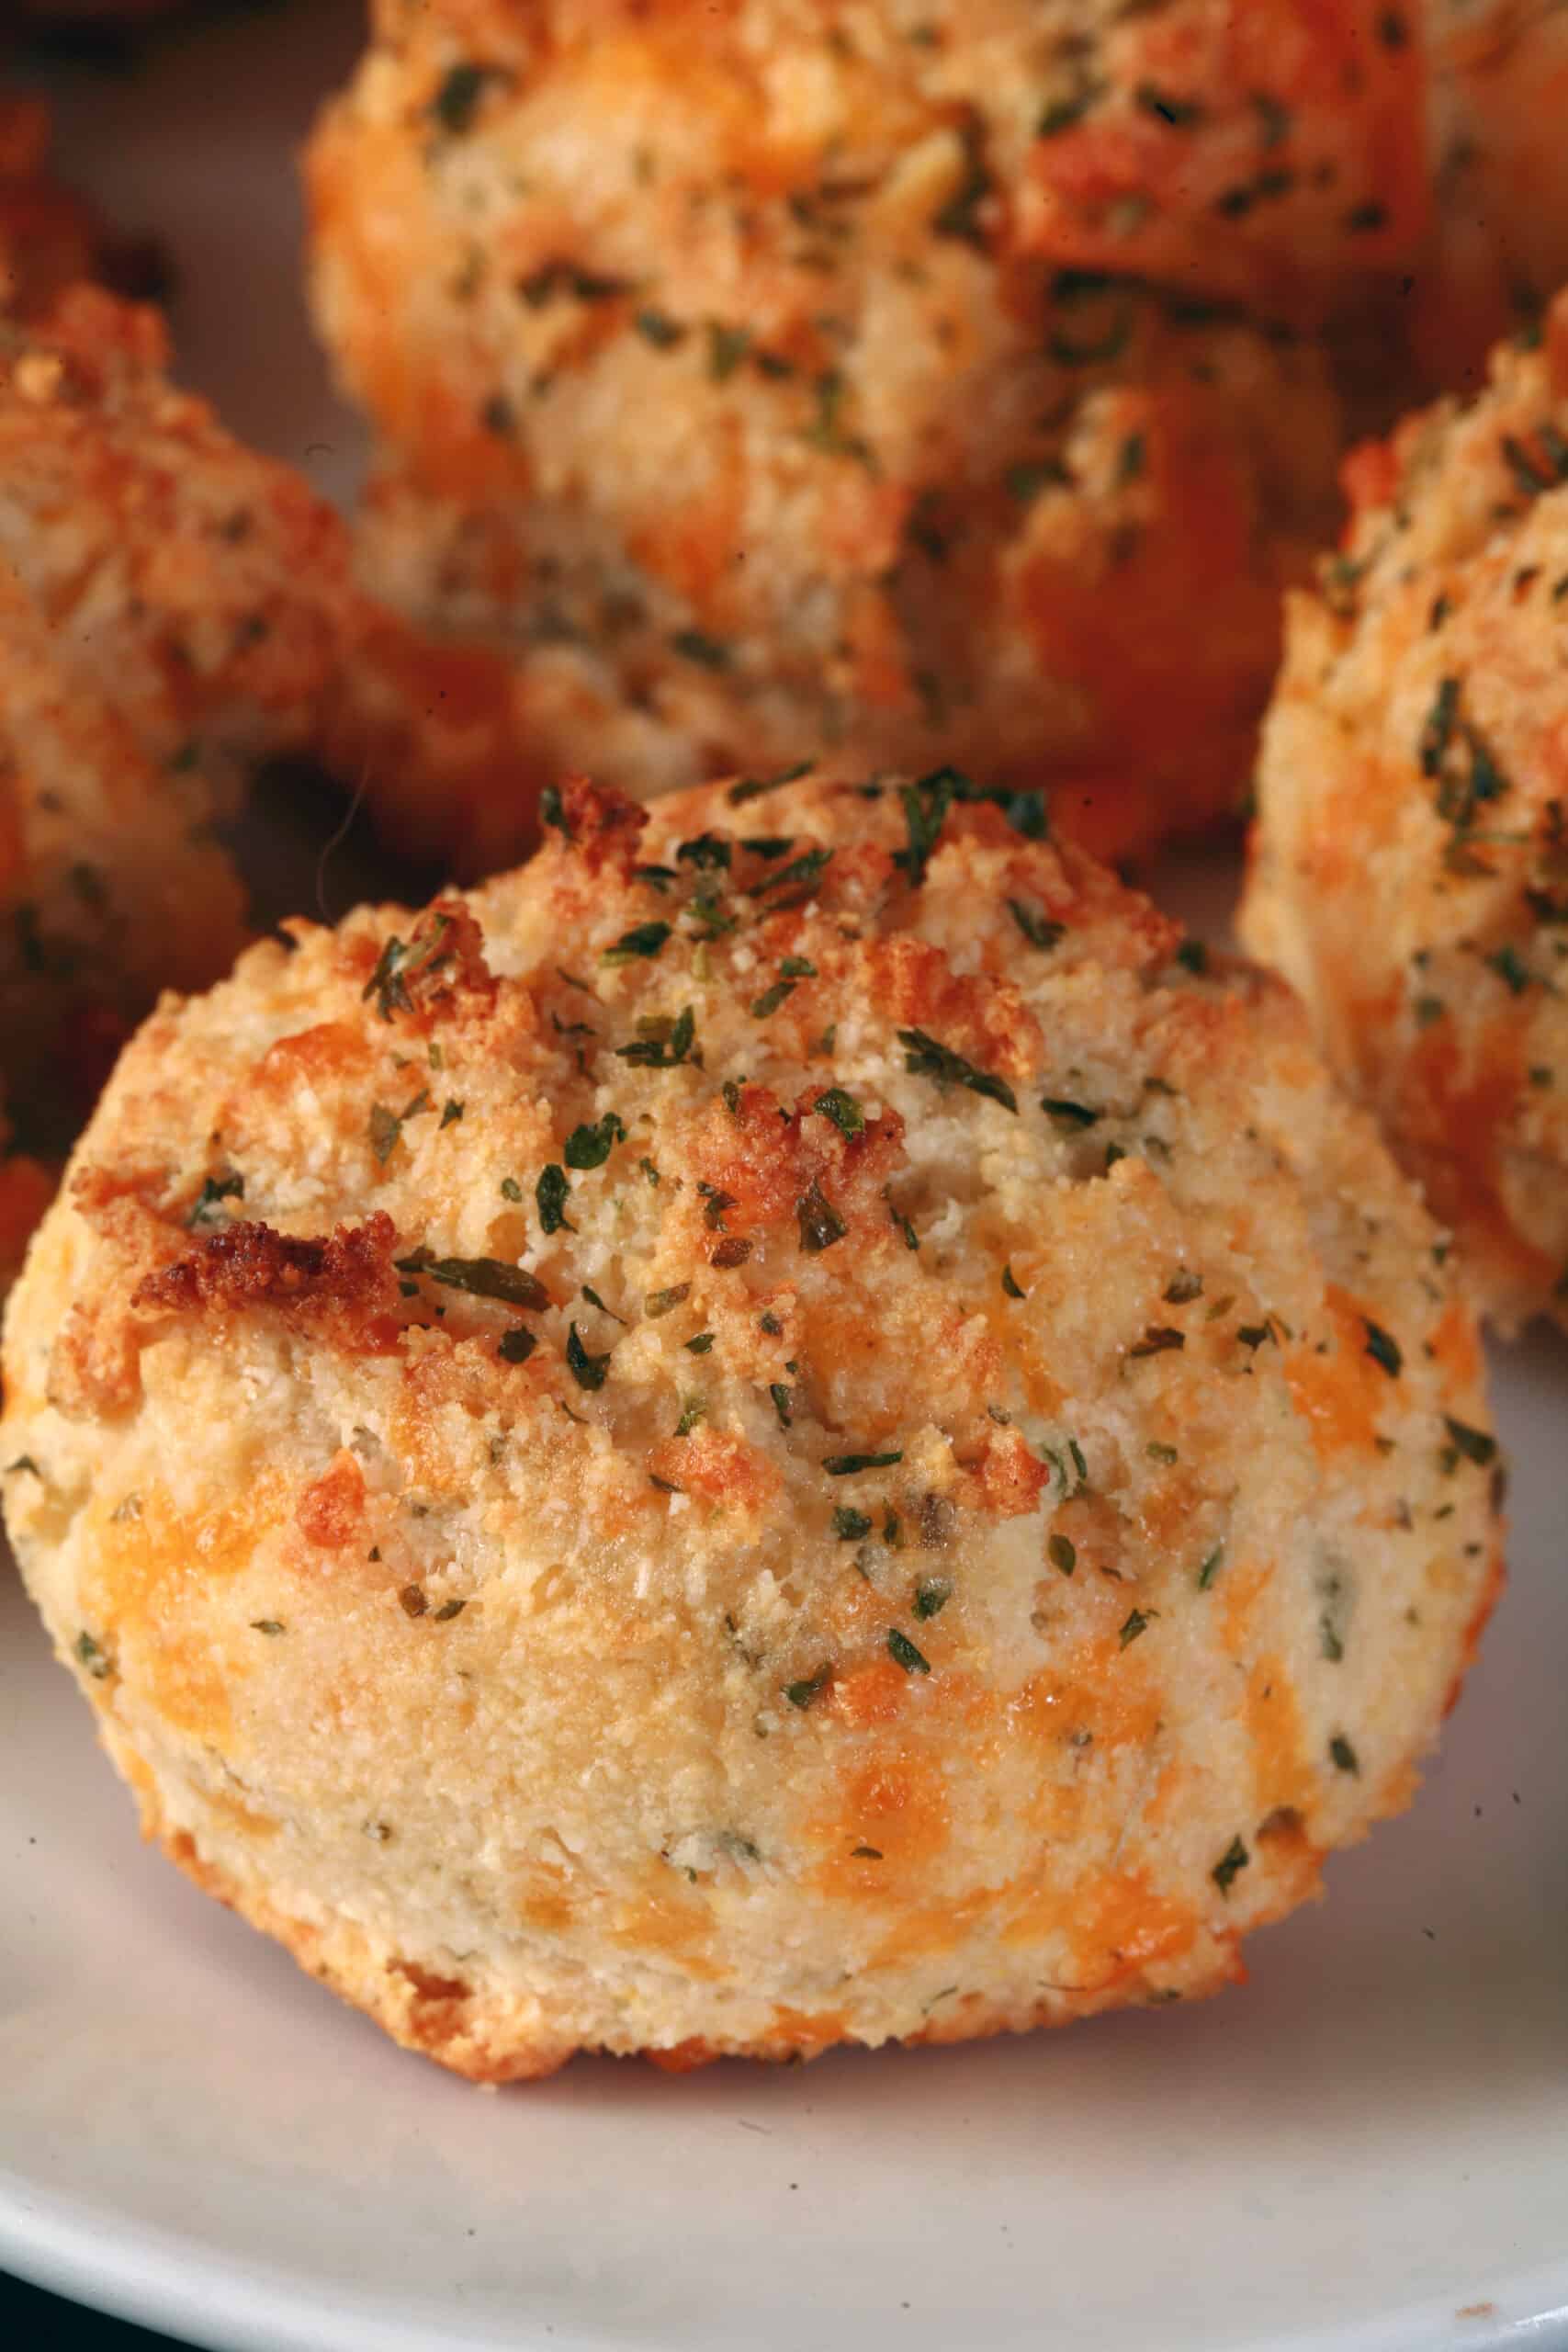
[519,261,627,308]
[727,760,814,808]
[368,1091,429,1166]
[899,1029,1017,1113]
[536,1164,574,1235]
[362,914,456,1023]
[186,1171,244,1228]
[1487,944,1535,996]
[887,1627,931,1674]
[1501,429,1568,499]
[74,1631,113,1679]
[635,308,685,349]
[1441,1416,1497,1468]
[394,1250,549,1311]
[797,1179,848,1254]
[645,1283,691,1319]
[708,322,752,381]
[1009,899,1065,952]
[1135,82,1204,128]
[812,1087,864,1137]
[602,921,671,967]
[802,369,876,470]
[894,769,955,887]
[1420,675,1511,838]
[824,1451,903,1476]
[1006,458,1067,504]
[564,1112,627,1170]
[671,628,730,670]
[1212,1836,1249,1897]
[687,888,737,939]
[932,123,993,247]
[1129,1326,1185,1359]
[430,62,503,134]
[747,846,833,901]
[1037,82,1100,138]
[615,1006,697,1068]
[565,1323,611,1392]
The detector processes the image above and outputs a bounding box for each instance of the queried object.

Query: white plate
[6,9,1568,2347]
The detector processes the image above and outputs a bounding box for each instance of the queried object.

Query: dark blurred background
[2,2270,185,2345]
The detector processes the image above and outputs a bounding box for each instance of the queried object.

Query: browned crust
[552,775,650,879]
[132,1212,402,1334]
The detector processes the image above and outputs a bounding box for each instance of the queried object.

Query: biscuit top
[8,769,1497,1804]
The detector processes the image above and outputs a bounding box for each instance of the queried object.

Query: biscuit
[1243,287,1568,1330]
[306,1,1389,864]
[5,770,1502,2077]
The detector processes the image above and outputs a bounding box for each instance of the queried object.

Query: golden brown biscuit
[307,1,1379,866]
[5,770,1502,2080]
[341,299,1343,873]
[1242,288,1568,1331]
[0,287,541,1121]
[0,289,344,1107]
[0,296,304,1101]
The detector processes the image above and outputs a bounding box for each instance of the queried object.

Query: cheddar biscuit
[306,1,1395,863]
[0,287,537,1120]
[5,770,1501,2078]
[1243,288,1568,1330]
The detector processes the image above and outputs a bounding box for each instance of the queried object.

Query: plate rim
[6,2165,1568,2352]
